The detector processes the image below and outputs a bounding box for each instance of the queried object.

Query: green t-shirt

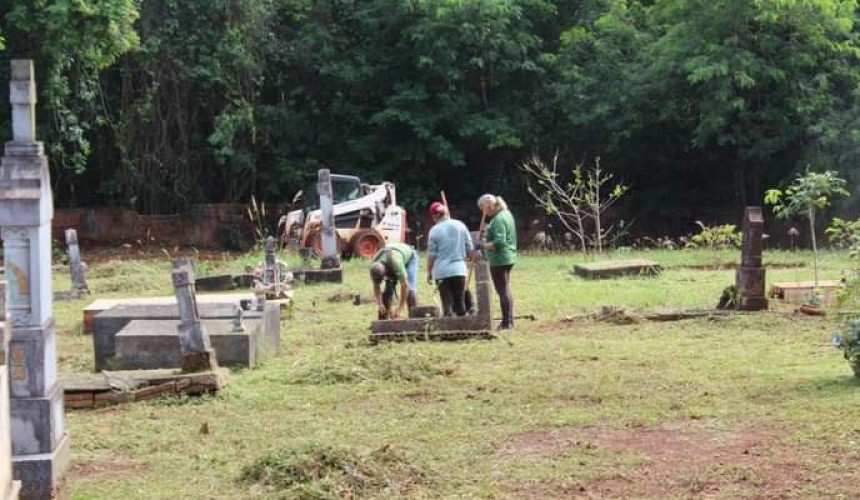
[371,242,414,280]
[485,209,517,266]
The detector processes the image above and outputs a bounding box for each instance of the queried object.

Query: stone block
[113,315,277,370]
[9,384,65,455]
[82,293,259,334]
[12,432,69,500]
[371,314,491,334]
[572,259,661,279]
[195,275,236,291]
[294,268,343,284]
[7,324,56,399]
[92,302,273,371]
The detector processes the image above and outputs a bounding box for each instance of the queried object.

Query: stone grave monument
[0,59,70,499]
[0,281,21,499]
[736,206,768,311]
[65,229,89,297]
[292,169,343,283]
[171,258,219,372]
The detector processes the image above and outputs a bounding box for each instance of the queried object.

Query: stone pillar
[317,169,341,270]
[0,60,70,499]
[64,229,89,296]
[471,233,492,330]
[171,259,218,373]
[0,282,21,500]
[736,206,768,311]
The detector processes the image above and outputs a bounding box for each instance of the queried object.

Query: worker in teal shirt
[426,201,474,316]
[476,194,517,329]
[369,242,418,319]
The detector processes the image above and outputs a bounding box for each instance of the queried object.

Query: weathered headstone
[261,236,281,297]
[64,229,89,297]
[171,259,219,372]
[0,60,69,499]
[0,281,22,499]
[317,169,341,270]
[736,206,768,311]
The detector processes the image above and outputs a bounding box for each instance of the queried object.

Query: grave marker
[64,229,89,296]
[736,206,768,311]
[0,59,69,500]
[171,259,219,372]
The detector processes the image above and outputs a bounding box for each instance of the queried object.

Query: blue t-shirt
[428,218,473,279]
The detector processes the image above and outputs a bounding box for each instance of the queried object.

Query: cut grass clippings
[58,248,860,498]
[239,444,429,499]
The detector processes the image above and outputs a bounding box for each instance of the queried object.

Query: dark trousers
[437,276,467,316]
[490,264,514,327]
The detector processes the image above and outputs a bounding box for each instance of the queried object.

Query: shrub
[833,267,860,377]
[689,221,741,250]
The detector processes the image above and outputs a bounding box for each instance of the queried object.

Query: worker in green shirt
[476,194,517,330]
[369,242,418,319]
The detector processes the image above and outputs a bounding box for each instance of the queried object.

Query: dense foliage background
[1,0,859,235]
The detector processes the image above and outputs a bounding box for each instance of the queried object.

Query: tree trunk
[809,207,819,287]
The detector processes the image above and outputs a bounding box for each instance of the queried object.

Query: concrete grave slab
[572,259,661,279]
[769,281,842,304]
[61,369,228,409]
[83,292,257,334]
[113,316,277,369]
[92,302,280,371]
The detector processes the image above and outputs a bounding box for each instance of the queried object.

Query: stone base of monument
[370,315,493,343]
[572,259,662,279]
[62,369,229,409]
[181,349,218,373]
[113,318,276,370]
[292,267,343,284]
[769,280,842,304]
[12,433,69,500]
[92,302,281,371]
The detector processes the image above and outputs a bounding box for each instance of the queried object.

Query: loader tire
[351,230,384,259]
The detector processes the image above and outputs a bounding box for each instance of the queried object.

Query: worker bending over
[369,242,418,319]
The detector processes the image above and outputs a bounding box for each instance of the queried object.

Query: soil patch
[500,422,856,498]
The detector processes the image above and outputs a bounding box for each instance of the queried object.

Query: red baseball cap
[429,201,445,215]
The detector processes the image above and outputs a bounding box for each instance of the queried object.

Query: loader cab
[300,174,362,212]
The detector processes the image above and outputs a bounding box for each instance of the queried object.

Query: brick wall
[51,204,263,249]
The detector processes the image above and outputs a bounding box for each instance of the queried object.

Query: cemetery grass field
[52,249,860,499]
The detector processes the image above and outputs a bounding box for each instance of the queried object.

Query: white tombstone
[0,60,69,499]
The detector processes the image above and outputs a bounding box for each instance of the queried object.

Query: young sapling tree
[764,168,849,286]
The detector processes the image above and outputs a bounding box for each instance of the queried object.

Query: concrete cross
[9,60,36,143]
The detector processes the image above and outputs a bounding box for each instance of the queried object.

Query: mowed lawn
[53,249,860,499]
